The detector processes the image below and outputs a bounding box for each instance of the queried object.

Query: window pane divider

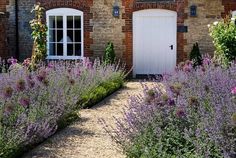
[63,15,67,57]
[55,16,57,56]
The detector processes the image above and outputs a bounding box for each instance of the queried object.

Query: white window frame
[46,8,84,60]
[233,10,236,17]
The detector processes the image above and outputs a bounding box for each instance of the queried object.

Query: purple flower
[23,58,31,67]
[168,98,175,106]
[176,108,186,118]
[188,96,199,107]
[47,63,54,69]
[76,69,81,77]
[37,70,47,82]
[27,74,33,80]
[203,57,211,65]
[185,60,193,66]
[161,94,169,102]
[37,75,44,82]
[83,58,93,69]
[19,97,30,108]
[42,79,49,86]
[147,89,155,97]
[178,62,185,69]
[201,66,206,72]
[231,87,236,95]
[86,62,93,69]
[4,103,15,116]
[69,79,75,85]
[204,85,210,93]
[16,79,26,91]
[3,86,13,98]
[39,70,47,77]
[183,64,192,72]
[170,82,182,95]
[27,79,35,88]
[67,68,72,73]
[7,57,17,65]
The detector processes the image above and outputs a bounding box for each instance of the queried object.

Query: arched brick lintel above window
[37,0,93,57]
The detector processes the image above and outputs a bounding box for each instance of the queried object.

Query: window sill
[46,56,84,60]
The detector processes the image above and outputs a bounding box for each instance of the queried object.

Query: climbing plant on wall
[104,42,116,65]
[30,3,47,68]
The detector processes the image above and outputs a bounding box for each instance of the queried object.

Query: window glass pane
[67,16,73,28]
[48,13,83,57]
[57,43,63,56]
[67,44,73,56]
[49,16,55,28]
[57,30,63,42]
[75,30,81,42]
[75,44,81,56]
[49,43,56,55]
[49,30,56,42]
[57,16,63,28]
[67,30,73,42]
[74,16,81,29]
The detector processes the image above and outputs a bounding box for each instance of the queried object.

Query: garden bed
[104,58,236,158]
[0,59,125,158]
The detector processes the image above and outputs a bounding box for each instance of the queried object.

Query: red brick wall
[37,0,94,57]
[0,0,9,59]
[222,0,236,17]
[0,0,8,12]
[122,0,188,70]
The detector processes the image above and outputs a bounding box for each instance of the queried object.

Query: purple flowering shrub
[106,58,236,158]
[0,58,125,157]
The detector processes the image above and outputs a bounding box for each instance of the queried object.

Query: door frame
[132,9,177,77]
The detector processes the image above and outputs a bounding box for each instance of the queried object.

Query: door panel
[133,9,177,76]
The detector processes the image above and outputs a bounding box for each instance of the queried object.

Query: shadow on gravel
[90,88,128,109]
[22,118,94,158]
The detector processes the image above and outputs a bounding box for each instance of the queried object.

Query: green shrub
[57,112,80,130]
[104,42,116,65]
[209,16,236,66]
[189,42,202,67]
[79,78,123,108]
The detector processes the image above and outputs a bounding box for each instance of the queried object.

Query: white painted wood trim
[46,8,83,16]
[46,56,84,60]
[46,8,84,60]
[133,9,177,17]
[233,10,236,17]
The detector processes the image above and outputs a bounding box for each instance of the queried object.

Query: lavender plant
[0,58,125,157]
[105,58,236,158]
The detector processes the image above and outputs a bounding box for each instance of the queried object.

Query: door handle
[170,45,173,50]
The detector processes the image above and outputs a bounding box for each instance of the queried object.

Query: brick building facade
[0,0,236,73]
[0,0,9,59]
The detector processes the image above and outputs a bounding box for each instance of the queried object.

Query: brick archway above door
[122,0,188,71]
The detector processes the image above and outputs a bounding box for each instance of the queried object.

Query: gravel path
[22,81,153,158]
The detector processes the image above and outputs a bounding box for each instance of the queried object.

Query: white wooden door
[133,9,177,76]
